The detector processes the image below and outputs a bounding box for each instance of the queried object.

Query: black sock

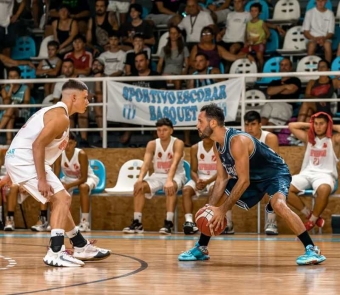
[51,236,64,252]
[70,230,87,248]
[298,231,314,248]
[7,211,14,217]
[40,210,48,218]
[198,234,211,247]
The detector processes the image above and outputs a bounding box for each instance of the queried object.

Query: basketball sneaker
[78,219,91,232]
[221,221,234,234]
[43,245,85,267]
[265,221,278,235]
[31,216,49,232]
[122,219,144,234]
[73,240,111,261]
[159,220,173,235]
[4,216,15,231]
[296,245,326,265]
[178,242,210,261]
[183,221,199,235]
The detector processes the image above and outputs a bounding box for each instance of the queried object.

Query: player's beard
[199,125,213,139]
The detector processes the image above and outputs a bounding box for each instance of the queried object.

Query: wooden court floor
[1,231,340,295]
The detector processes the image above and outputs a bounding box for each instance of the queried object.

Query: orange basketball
[195,207,227,237]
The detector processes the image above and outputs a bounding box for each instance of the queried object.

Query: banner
[107,79,242,126]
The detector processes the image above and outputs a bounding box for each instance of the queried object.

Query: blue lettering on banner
[123,104,136,120]
[149,106,198,124]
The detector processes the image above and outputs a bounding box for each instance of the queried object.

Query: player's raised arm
[288,122,309,143]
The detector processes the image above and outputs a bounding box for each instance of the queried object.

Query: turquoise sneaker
[296,245,326,265]
[178,242,210,261]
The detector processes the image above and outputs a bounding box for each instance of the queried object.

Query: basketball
[195,207,227,236]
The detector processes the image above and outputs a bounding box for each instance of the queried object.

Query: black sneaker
[220,221,235,235]
[159,220,173,235]
[183,221,199,235]
[122,219,144,234]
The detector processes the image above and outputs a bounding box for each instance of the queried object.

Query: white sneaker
[265,221,279,235]
[31,216,49,232]
[4,216,15,231]
[73,240,111,261]
[43,245,85,267]
[78,219,91,232]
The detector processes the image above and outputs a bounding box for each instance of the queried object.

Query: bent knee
[79,183,89,193]
[182,186,194,198]
[271,197,287,213]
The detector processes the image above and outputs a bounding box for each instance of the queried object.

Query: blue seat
[256,56,283,85]
[245,0,270,20]
[156,160,191,195]
[219,62,225,74]
[11,36,36,60]
[18,65,36,79]
[306,0,332,11]
[266,29,279,54]
[332,26,340,52]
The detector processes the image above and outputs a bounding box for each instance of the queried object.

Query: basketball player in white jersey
[0,79,110,267]
[288,112,340,231]
[122,118,186,235]
[54,132,99,232]
[182,137,217,234]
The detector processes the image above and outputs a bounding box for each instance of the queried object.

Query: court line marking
[0,255,17,270]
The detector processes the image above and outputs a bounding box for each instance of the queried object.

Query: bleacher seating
[11,36,36,60]
[267,0,301,25]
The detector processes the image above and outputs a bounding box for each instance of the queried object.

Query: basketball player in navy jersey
[178,103,326,265]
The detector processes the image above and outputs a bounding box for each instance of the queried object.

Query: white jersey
[197,141,217,178]
[5,102,69,183]
[153,137,184,175]
[301,137,338,179]
[61,148,98,181]
[258,130,269,144]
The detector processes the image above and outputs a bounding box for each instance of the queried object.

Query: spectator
[297,60,335,123]
[1,67,31,145]
[64,34,93,76]
[157,25,189,90]
[0,0,26,57]
[240,3,270,72]
[0,54,35,80]
[119,3,155,49]
[52,4,78,56]
[108,0,134,25]
[86,0,119,54]
[261,58,301,129]
[200,0,230,25]
[49,0,91,34]
[190,26,254,70]
[36,40,62,97]
[145,0,183,27]
[178,0,215,51]
[99,31,126,77]
[302,0,334,63]
[124,34,151,76]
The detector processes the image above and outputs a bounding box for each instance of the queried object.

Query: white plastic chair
[229,59,258,83]
[31,35,54,61]
[296,55,321,83]
[42,94,54,104]
[237,89,266,118]
[267,0,300,25]
[151,32,169,59]
[105,159,147,195]
[336,2,340,23]
[277,26,307,56]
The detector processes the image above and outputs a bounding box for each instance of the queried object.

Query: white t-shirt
[222,11,251,43]
[302,7,335,37]
[99,50,126,76]
[0,0,21,27]
[178,11,214,43]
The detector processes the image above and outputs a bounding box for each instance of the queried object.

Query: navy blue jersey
[216,128,290,181]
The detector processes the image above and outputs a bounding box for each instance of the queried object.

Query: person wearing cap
[99,31,126,77]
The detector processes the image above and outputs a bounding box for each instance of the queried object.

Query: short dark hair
[318,59,330,69]
[62,79,88,91]
[129,3,143,15]
[95,0,108,6]
[250,2,262,12]
[195,52,209,61]
[200,103,225,126]
[47,40,59,49]
[62,58,74,65]
[73,34,86,43]
[314,112,330,123]
[244,110,261,123]
[133,33,145,40]
[135,51,148,61]
[7,66,21,77]
[156,118,174,128]
[69,131,77,141]
[108,30,120,39]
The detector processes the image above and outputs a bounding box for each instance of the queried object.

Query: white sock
[301,207,311,217]
[134,212,142,223]
[309,214,318,223]
[51,229,65,237]
[185,213,193,223]
[81,213,89,221]
[65,227,78,238]
[267,212,276,223]
[226,210,232,223]
[166,212,174,222]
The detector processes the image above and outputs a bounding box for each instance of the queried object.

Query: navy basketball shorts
[224,174,292,211]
